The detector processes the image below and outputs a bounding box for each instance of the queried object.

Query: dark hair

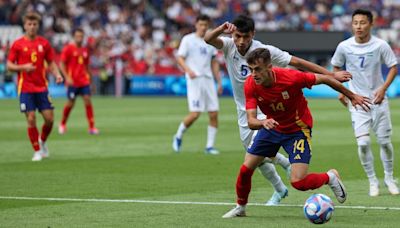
[72,27,84,35]
[196,14,210,22]
[352,9,373,23]
[232,15,254,33]
[246,48,271,65]
[23,12,41,23]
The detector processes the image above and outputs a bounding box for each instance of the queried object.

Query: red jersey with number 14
[8,36,54,94]
[244,67,316,133]
[61,43,90,87]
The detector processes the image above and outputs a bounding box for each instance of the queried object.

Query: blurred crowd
[0,0,400,86]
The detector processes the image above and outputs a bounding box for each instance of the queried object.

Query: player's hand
[65,77,73,86]
[220,22,237,34]
[373,87,386,104]
[350,94,371,112]
[55,74,64,84]
[21,63,36,72]
[262,118,279,130]
[217,83,223,95]
[333,71,352,82]
[338,93,348,107]
[187,70,196,79]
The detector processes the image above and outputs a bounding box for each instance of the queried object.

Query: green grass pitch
[1,97,400,227]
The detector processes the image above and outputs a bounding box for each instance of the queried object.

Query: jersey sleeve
[220,36,234,55]
[244,77,258,110]
[177,36,188,57]
[60,45,70,63]
[331,43,345,67]
[44,40,55,63]
[7,42,18,63]
[380,41,398,68]
[290,69,316,89]
[264,45,291,67]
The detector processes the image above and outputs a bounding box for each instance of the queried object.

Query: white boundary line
[1,196,400,211]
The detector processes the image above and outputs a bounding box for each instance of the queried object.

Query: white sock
[258,162,286,193]
[206,125,217,148]
[274,152,290,170]
[380,143,394,180]
[358,144,377,183]
[175,122,186,139]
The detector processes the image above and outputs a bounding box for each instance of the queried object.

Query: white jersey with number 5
[219,37,291,146]
[331,36,398,99]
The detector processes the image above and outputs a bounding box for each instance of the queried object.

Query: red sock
[27,127,40,151]
[236,164,255,205]
[61,105,72,125]
[291,173,329,191]
[41,123,53,142]
[85,104,95,129]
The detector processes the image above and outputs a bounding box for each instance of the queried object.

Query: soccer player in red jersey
[58,28,99,135]
[222,48,371,218]
[7,12,63,161]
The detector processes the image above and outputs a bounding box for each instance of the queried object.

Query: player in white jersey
[172,15,223,155]
[205,15,353,207]
[331,9,399,197]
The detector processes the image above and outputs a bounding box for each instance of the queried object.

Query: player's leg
[59,86,77,134]
[38,92,55,158]
[81,86,98,134]
[204,79,219,154]
[173,78,202,152]
[20,93,41,161]
[352,111,379,196]
[282,130,346,203]
[242,127,288,205]
[374,103,399,195]
[222,152,265,218]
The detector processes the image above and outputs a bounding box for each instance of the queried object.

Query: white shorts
[238,110,266,149]
[350,100,392,138]
[186,76,219,112]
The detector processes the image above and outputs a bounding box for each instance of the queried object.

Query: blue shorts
[67,85,91,100]
[248,128,312,164]
[19,91,54,112]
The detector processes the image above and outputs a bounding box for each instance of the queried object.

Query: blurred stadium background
[0,0,400,99]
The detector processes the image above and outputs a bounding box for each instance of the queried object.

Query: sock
[27,127,40,151]
[61,105,72,125]
[358,144,377,183]
[291,173,329,191]
[85,104,95,129]
[175,122,186,139]
[258,162,286,193]
[40,123,53,142]
[380,143,394,180]
[236,164,254,205]
[206,125,217,148]
[274,152,290,169]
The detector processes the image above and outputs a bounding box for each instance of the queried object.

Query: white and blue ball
[303,193,334,224]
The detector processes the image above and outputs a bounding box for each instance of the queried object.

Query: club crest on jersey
[38,45,43,52]
[282,91,289,100]
[23,47,28,52]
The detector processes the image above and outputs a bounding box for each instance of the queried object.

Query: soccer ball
[303,193,334,224]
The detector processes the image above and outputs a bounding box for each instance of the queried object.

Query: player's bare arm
[204,22,237,49]
[176,56,196,79]
[374,65,398,104]
[246,109,279,130]
[60,61,73,85]
[315,74,371,112]
[211,58,223,95]
[332,66,348,107]
[49,61,64,84]
[6,61,36,72]
[289,56,352,82]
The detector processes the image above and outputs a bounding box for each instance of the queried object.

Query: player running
[58,28,99,135]
[7,12,63,161]
[204,15,352,205]
[222,48,370,218]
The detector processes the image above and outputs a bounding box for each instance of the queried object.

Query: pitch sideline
[1,196,400,211]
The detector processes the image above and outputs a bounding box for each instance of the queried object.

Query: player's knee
[357,135,370,147]
[291,179,308,191]
[377,135,391,145]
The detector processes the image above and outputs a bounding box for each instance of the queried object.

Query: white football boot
[384,178,399,195]
[222,205,246,218]
[327,169,347,203]
[369,179,379,197]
